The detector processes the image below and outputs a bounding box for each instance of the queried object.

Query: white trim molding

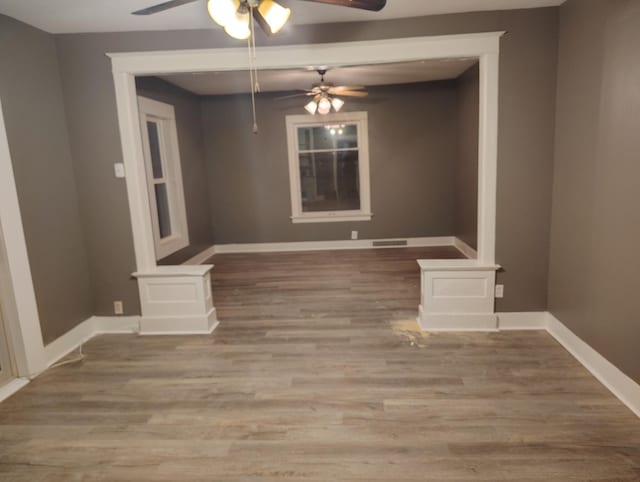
[211,236,458,255]
[495,311,640,418]
[108,31,503,301]
[0,315,141,400]
[43,316,141,369]
[453,238,478,260]
[182,236,481,259]
[497,312,548,330]
[184,245,217,265]
[93,316,140,335]
[546,312,640,418]
[0,98,47,378]
[44,318,96,368]
[183,236,478,264]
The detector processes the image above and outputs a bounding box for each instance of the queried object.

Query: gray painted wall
[0,15,93,344]
[201,82,458,244]
[454,64,479,250]
[548,0,640,384]
[54,7,559,316]
[135,77,214,264]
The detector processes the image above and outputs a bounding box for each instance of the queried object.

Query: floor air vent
[372,240,408,247]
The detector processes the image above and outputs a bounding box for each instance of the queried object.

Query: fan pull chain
[250,11,260,93]
[247,8,259,134]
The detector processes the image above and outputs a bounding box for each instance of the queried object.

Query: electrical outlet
[114,163,125,178]
[495,285,504,298]
[113,301,124,315]
[351,230,358,240]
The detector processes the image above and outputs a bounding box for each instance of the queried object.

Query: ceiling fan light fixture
[304,100,318,115]
[258,0,291,34]
[207,0,238,27]
[331,97,345,112]
[224,10,251,40]
[317,97,332,115]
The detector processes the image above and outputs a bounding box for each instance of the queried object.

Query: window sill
[291,213,373,224]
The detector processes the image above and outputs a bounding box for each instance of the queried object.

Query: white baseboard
[453,237,478,259]
[546,312,640,418]
[417,310,640,418]
[191,236,459,257]
[139,321,220,336]
[138,308,218,335]
[0,378,29,403]
[43,316,140,369]
[44,317,96,368]
[93,316,140,334]
[418,305,498,332]
[498,312,548,330]
[184,245,217,265]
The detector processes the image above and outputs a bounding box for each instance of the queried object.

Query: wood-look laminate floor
[1,247,639,481]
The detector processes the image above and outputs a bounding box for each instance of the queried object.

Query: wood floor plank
[0,246,638,480]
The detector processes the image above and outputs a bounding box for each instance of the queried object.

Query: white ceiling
[157,58,478,96]
[0,0,564,34]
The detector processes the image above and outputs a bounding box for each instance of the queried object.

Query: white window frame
[137,96,189,260]
[286,111,372,223]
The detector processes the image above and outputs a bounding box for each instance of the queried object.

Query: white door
[137,96,189,260]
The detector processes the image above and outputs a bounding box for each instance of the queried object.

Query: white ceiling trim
[0,0,565,34]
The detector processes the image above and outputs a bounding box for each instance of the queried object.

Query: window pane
[147,121,164,179]
[154,183,172,239]
[298,124,358,151]
[299,151,360,212]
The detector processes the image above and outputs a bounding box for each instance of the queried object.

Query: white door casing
[109,33,502,272]
[109,33,502,333]
[0,98,47,377]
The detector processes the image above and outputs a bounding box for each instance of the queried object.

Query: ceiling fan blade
[299,0,386,12]
[276,92,315,100]
[329,85,366,92]
[334,91,369,97]
[132,0,199,15]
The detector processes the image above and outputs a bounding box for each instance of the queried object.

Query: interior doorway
[108,33,502,334]
[109,33,501,273]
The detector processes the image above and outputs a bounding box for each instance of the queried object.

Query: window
[286,112,371,223]
[137,97,189,259]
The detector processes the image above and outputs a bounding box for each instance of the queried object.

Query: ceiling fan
[279,69,368,115]
[132,1,382,130]
[133,0,387,39]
